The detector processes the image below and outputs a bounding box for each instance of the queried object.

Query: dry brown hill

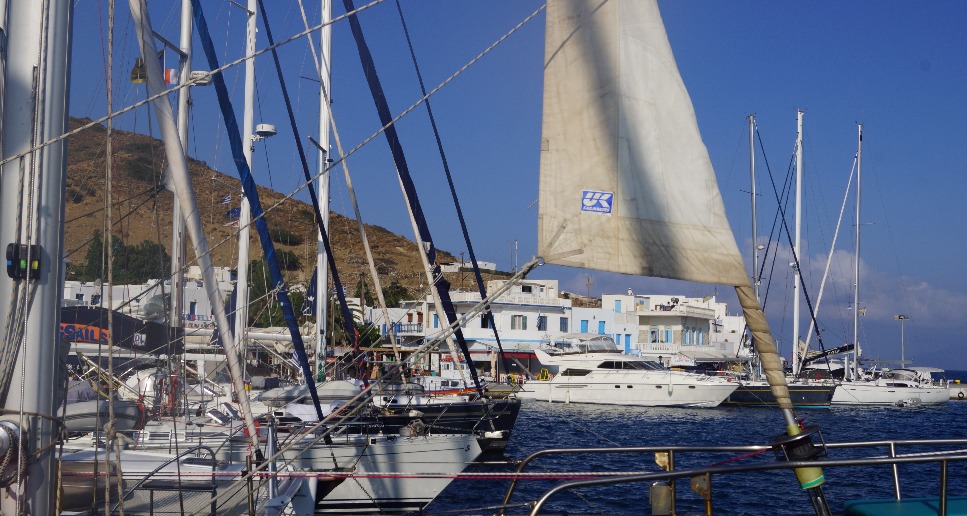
[64,118,506,297]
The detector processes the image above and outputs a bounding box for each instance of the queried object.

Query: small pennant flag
[223,220,239,228]
[226,207,241,219]
[219,194,231,205]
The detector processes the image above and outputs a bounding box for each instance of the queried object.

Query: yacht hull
[725,382,836,408]
[304,434,481,514]
[832,382,949,405]
[951,386,967,400]
[94,424,481,515]
[517,372,737,408]
[374,397,520,453]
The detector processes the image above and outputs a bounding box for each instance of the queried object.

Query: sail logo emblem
[581,190,613,214]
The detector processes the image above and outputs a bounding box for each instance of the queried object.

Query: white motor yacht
[517,334,738,408]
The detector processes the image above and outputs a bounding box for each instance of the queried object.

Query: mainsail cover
[538,0,747,286]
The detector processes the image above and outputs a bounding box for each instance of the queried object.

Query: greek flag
[219,194,232,205]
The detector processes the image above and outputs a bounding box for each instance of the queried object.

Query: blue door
[598,321,606,334]
[580,320,588,333]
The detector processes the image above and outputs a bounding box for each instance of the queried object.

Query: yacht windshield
[596,360,663,370]
[550,334,620,353]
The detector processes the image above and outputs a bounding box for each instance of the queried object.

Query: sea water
[428,384,967,515]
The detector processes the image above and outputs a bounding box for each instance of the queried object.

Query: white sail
[538,0,747,286]
[538,0,794,412]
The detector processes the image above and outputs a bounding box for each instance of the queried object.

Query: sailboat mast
[0,0,72,513]
[749,115,759,300]
[852,123,863,380]
[748,115,762,381]
[169,0,192,337]
[315,0,333,377]
[792,109,804,376]
[128,0,262,453]
[233,0,258,356]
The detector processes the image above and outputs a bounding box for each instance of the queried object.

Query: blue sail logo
[581,190,613,214]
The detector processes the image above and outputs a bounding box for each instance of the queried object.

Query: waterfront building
[63,266,234,328]
[601,293,750,366]
[361,282,751,376]
[571,306,638,354]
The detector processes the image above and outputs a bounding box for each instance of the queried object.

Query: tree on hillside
[80,233,170,284]
[81,232,121,282]
[246,259,307,328]
[381,281,409,308]
[115,240,170,284]
[81,232,107,281]
[353,277,374,306]
[327,293,380,347]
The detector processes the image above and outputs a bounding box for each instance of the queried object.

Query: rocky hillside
[64,118,506,297]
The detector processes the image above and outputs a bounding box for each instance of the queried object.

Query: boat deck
[844,496,967,516]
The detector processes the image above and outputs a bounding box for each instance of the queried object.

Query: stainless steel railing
[497,438,967,516]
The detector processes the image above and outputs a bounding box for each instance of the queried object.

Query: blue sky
[69,1,967,370]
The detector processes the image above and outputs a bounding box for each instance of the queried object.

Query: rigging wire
[802,159,856,353]
[204,259,541,510]
[293,0,410,369]
[12,0,539,314]
[756,129,832,367]
[64,184,161,226]
[56,9,548,492]
[393,0,514,382]
[254,81,277,190]
[192,0,328,418]
[255,0,366,390]
[0,0,389,170]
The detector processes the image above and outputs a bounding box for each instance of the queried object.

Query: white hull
[59,449,250,514]
[832,381,949,405]
[522,345,738,408]
[75,422,480,514]
[517,371,738,408]
[951,386,967,400]
[306,434,481,514]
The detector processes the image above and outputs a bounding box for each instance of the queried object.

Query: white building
[63,266,235,329]
[601,293,750,364]
[439,260,497,273]
[360,281,752,375]
[571,307,638,353]
[427,279,571,352]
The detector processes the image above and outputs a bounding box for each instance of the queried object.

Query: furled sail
[538,0,747,286]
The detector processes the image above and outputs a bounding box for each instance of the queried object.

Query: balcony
[393,323,424,335]
[636,305,715,319]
